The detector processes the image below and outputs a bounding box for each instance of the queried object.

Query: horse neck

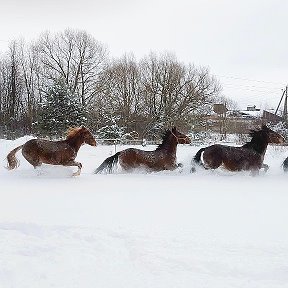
[65,135,84,152]
[156,135,178,156]
[242,136,268,155]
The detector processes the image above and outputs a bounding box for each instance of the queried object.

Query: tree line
[0,29,222,139]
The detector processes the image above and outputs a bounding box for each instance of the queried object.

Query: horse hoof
[190,167,196,173]
[72,170,81,176]
[262,164,269,173]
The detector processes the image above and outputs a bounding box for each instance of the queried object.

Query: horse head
[171,127,191,144]
[261,124,285,144]
[80,126,97,146]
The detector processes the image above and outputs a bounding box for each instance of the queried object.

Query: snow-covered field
[1,136,288,288]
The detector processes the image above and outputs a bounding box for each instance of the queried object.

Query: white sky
[1,0,287,110]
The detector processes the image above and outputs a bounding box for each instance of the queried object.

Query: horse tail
[194,147,206,164]
[6,145,24,170]
[190,147,206,173]
[94,152,121,174]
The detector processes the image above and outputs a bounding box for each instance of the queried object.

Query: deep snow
[1,136,288,288]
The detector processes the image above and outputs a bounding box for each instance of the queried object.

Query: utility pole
[275,85,288,124]
[284,86,288,124]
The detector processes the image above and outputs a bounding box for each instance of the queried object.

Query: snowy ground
[1,136,288,288]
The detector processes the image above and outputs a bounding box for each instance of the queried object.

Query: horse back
[119,148,175,171]
[206,144,259,158]
[22,139,76,164]
[203,144,262,171]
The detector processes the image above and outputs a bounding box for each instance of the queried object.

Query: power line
[222,84,282,93]
[216,74,286,86]
[223,86,280,95]
[221,81,282,90]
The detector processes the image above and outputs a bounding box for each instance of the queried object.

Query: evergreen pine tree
[36,79,87,137]
[96,121,125,140]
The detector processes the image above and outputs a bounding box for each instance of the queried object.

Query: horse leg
[175,163,184,173]
[64,160,82,176]
[22,151,42,169]
[261,163,269,173]
[283,158,288,172]
[166,163,183,172]
[203,154,222,170]
[250,169,260,176]
[165,162,181,171]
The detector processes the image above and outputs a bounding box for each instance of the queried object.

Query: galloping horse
[191,125,284,174]
[6,126,96,176]
[94,127,191,174]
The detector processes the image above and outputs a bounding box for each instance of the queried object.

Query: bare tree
[0,41,26,136]
[38,29,108,106]
[139,53,221,134]
[18,41,44,132]
[93,54,142,131]
[0,29,223,139]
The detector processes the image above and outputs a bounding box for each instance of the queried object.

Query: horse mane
[66,127,83,139]
[155,129,172,151]
[242,126,269,152]
[247,125,270,140]
[248,127,262,138]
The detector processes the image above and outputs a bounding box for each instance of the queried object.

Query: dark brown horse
[6,126,96,176]
[191,125,284,174]
[94,127,191,174]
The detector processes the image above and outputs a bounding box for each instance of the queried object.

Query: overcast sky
[1,0,287,110]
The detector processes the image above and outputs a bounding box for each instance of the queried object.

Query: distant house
[213,104,228,115]
[198,104,284,134]
[227,105,261,119]
[230,106,283,124]
[246,105,259,111]
[238,107,261,119]
[262,110,283,124]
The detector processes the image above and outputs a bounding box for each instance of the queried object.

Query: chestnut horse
[94,127,191,174]
[6,126,96,176]
[191,125,284,174]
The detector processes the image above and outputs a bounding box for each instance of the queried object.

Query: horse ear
[172,126,176,132]
[261,124,268,130]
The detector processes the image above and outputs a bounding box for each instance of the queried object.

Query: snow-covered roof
[238,109,262,118]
